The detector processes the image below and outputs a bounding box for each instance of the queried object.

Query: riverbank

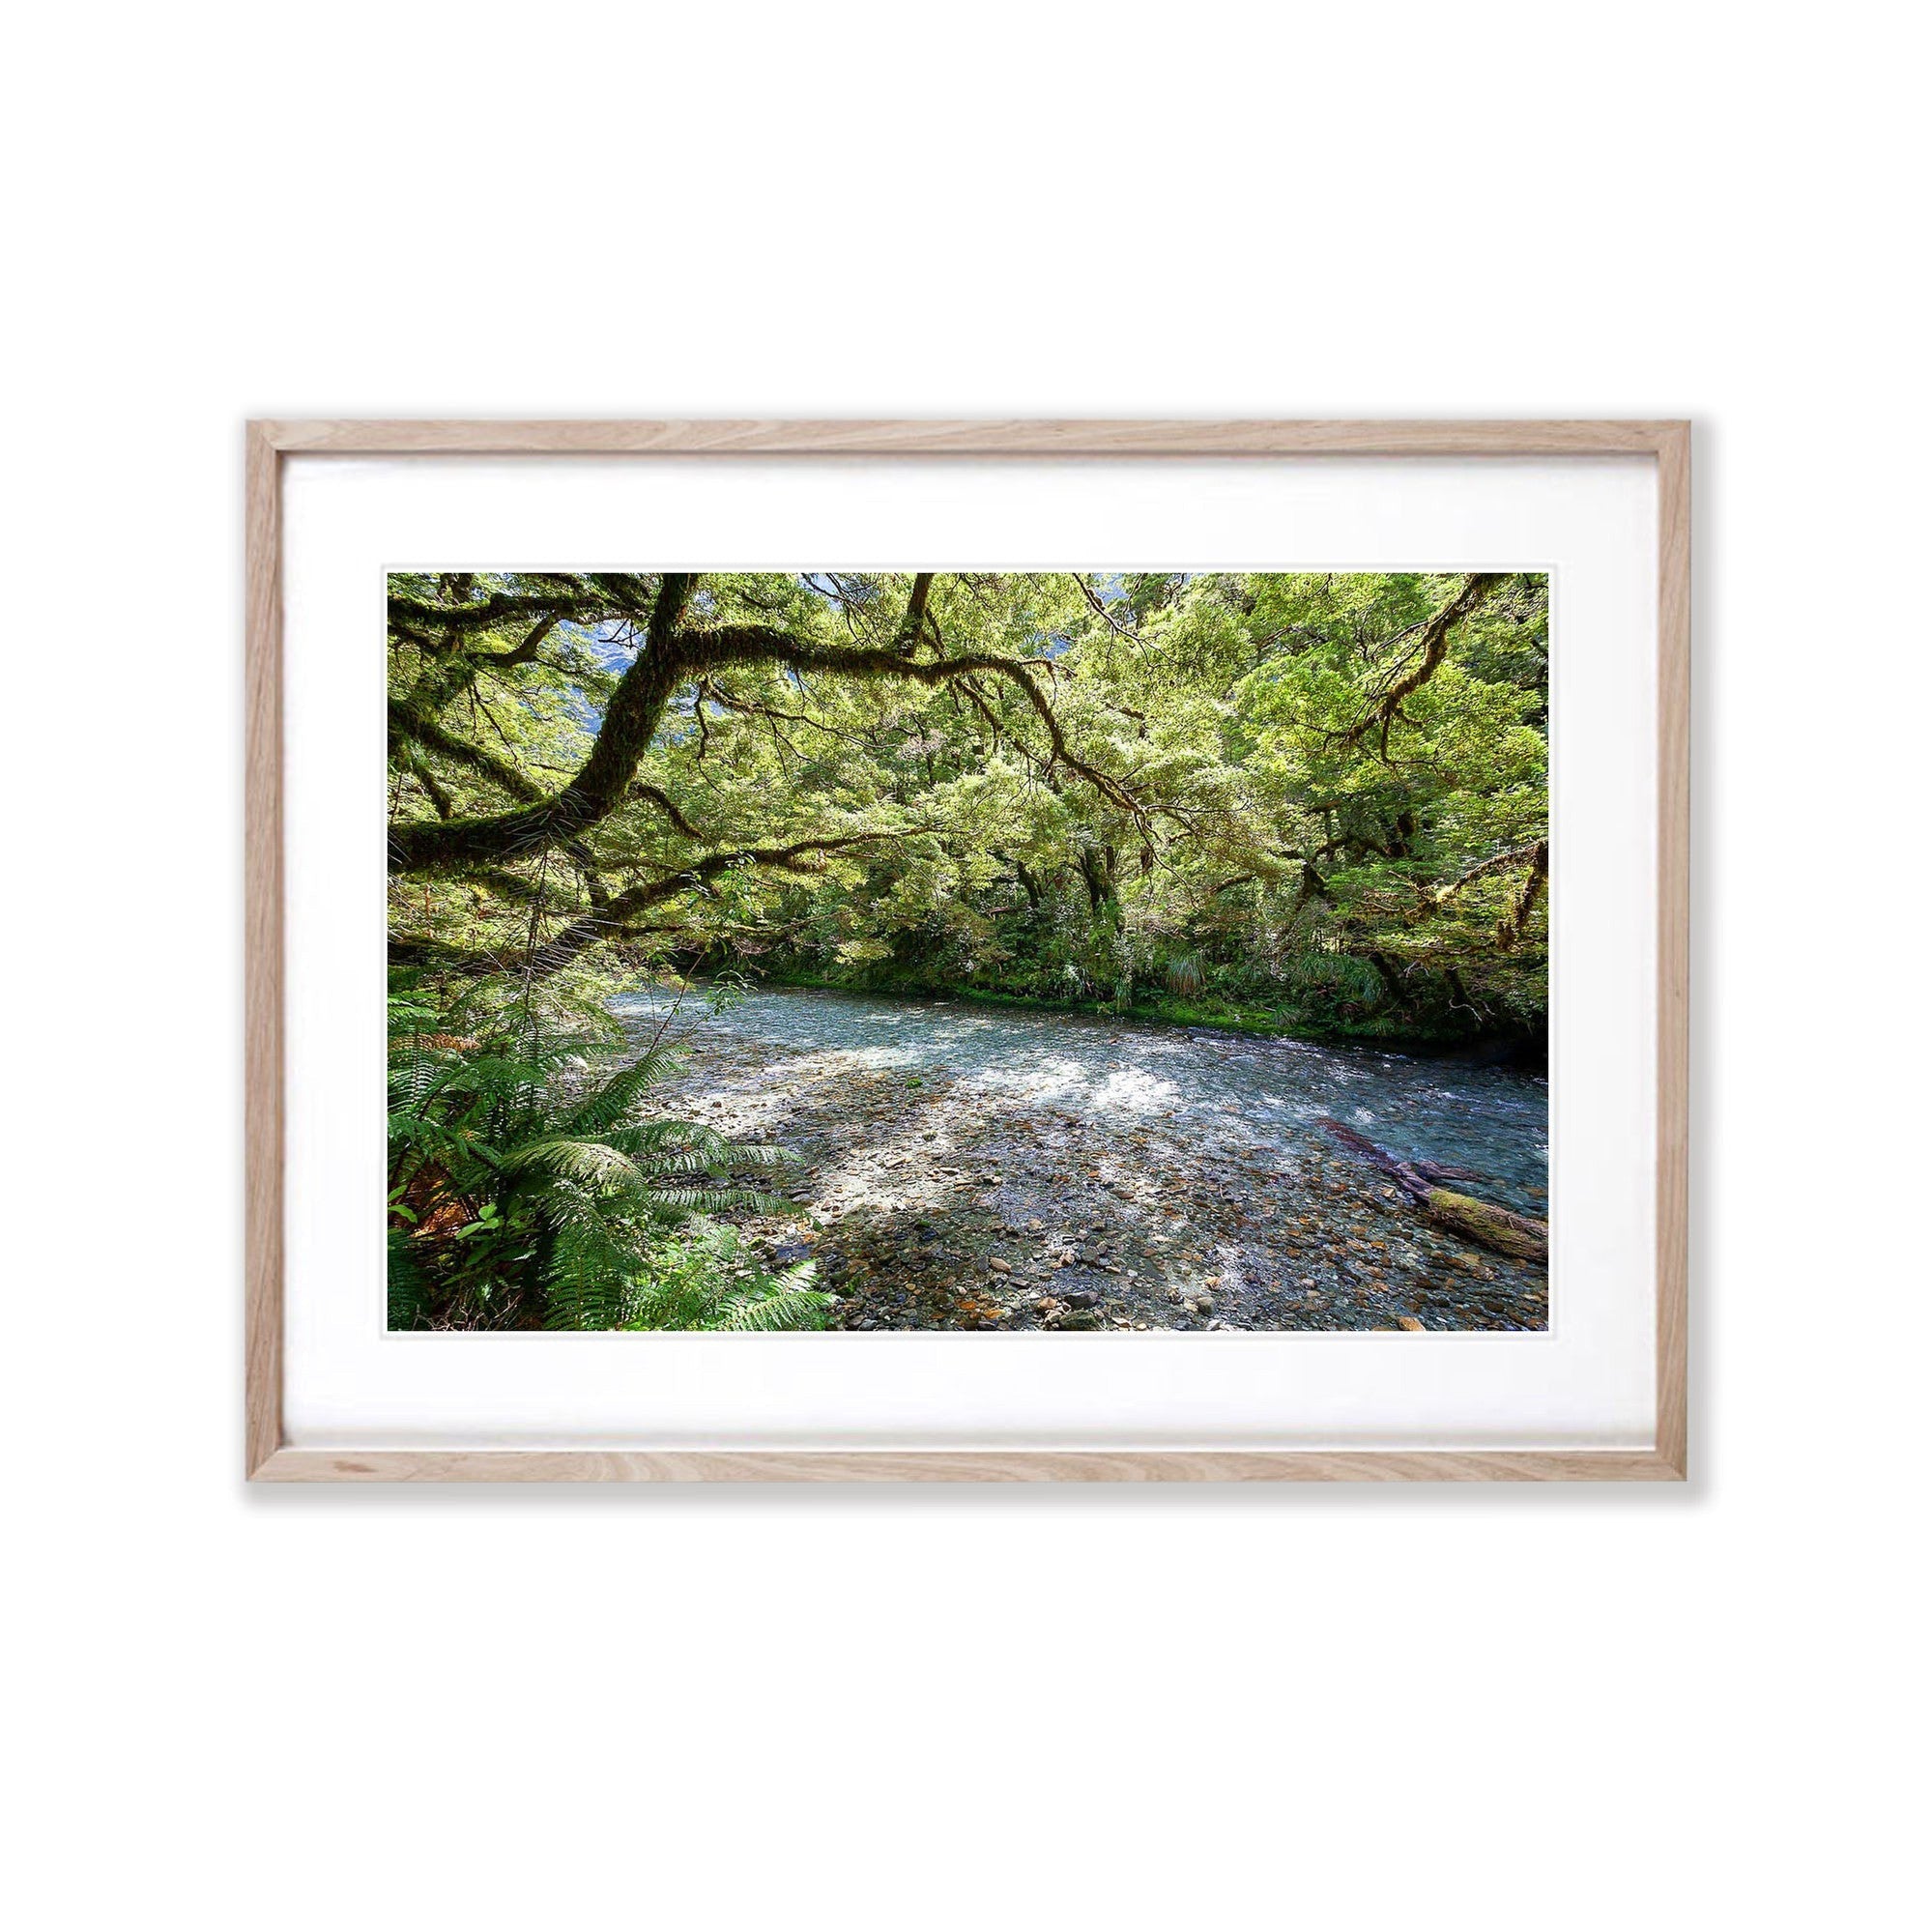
[739,966,1546,1068]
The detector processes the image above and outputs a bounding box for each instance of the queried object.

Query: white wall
[9,5,1924,1929]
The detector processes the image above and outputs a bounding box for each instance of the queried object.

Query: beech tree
[387,567,1547,1039]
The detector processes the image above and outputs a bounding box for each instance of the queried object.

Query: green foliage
[387,568,1548,1053]
[1161,950,1206,999]
[386,987,830,1333]
[553,1220,829,1334]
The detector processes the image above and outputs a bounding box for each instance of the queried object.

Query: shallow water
[618,985,1547,1211]
[611,984,1549,1332]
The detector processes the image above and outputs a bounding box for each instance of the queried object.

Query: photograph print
[387,568,1549,1334]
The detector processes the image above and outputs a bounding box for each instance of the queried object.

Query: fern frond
[541,1217,636,1330]
[720,1285,834,1332]
[554,1045,687,1135]
[386,1228,430,1329]
[504,1137,653,1197]
[644,1185,790,1214]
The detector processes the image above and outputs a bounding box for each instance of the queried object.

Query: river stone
[639,983,1547,1335]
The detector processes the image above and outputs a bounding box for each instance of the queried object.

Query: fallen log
[1318,1116,1548,1266]
[1414,1157,1487,1186]
[1418,1187,1548,1264]
[1318,1116,1431,1191]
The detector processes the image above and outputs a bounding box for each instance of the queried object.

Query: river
[614,984,1549,1332]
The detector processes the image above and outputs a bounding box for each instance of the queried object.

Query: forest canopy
[387,568,1549,1047]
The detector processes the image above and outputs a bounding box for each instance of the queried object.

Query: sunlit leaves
[388,568,1548,1037]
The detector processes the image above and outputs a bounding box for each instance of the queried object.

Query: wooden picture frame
[246,418,1688,1483]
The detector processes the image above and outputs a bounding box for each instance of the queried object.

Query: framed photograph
[246,419,1687,1482]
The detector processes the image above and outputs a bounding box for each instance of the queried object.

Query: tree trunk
[1318,1117,1547,1265]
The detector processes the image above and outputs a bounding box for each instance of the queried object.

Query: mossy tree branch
[399,832,917,981]
[1341,572,1506,748]
[388,572,1134,877]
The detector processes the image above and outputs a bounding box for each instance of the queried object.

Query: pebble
[642,991,1548,1336]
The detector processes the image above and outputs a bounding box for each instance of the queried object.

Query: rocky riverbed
[617,985,1550,1333]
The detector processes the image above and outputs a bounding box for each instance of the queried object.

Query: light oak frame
[245,419,1689,1483]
